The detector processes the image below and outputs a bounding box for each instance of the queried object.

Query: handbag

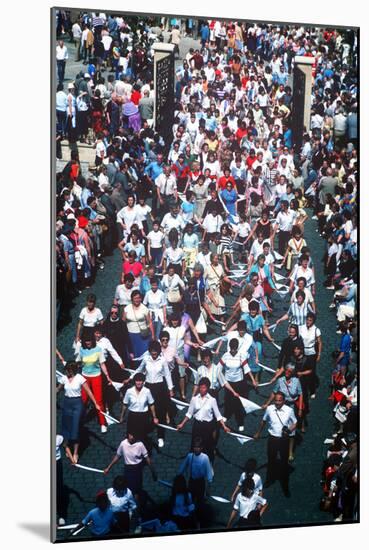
[132,305,150,339]
[195,289,208,334]
[210,263,230,297]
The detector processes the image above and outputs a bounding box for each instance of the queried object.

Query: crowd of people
[55,10,358,539]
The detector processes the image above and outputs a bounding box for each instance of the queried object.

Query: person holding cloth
[179,436,213,509]
[104,432,157,503]
[177,377,231,462]
[129,340,174,448]
[254,391,297,496]
[120,372,159,447]
[227,478,268,528]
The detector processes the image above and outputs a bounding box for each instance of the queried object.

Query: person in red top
[235,120,248,144]
[217,167,236,191]
[130,85,141,106]
[246,149,257,170]
[122,250,144,284]
[172,154,191,193]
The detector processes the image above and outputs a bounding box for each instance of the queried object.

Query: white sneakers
[101,425,108,434]
[158,438,164,448]
[238,426,244,432]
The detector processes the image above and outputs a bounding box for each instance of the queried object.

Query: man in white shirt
[155,166,178,215]
[254,392,297,496]
[56,40,68,83]
[72,20,82,61]
[177,377,230,461]
[273,200,297,255]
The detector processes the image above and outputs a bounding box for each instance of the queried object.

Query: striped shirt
[287,302,313,326]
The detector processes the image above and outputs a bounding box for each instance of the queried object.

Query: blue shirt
[179,452,213,482]
[82,507,115,536]
[144,161,164,181]
[339,333,351,365]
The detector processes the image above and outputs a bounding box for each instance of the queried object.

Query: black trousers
[188,477,206,505]
[224,380,246,426]
[278,230,291,256]
[266,435,290,491]
[145,381,169,439]
[192,419,216,462]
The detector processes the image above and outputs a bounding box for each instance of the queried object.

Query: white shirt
[234,493,267,518]
[186,393,223,422]
[79,307,103,327]
[202,213,222,233]
[163,246,184,265]
[56,44,68,61]
[95,336,122,365]
[135,353,173,389]
[72,23,82,39]
[275,210,296,232]
[143,289,166,322]
[60,373,86,398]
[116,439,148,465]
[161,213,185,234]
[195,363,226,390]
[162,273,185,295]
[166,325,186,355]
[291,265,315,288]
[107,487,137,512]
[298,324,321,356]
[147,229,165,249]
[220,351,250,382]
[116,206,142,233]
[225,331,253,358]
[250,240,265,260]
[135,203,152,223]
[263,404,297,437]
[115,284,133,306]
[155,173,177,196]
[123,386,154,412]
[238,472,263,494]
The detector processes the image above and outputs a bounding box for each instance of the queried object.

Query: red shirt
[131,90,141,105]
[235,127,247,143]
[246,155,257,169]
[122,261,143,278]
[217,175,236,190]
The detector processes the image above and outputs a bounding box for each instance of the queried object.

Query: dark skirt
[61,396,84,441]
[127,410,152,441]
[124,462,144,494]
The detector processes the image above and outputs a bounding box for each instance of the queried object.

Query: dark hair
[87,293,96,303]
[149,340,161,354]
[65,361,79,376]
[229,338,239,350]
[133,372,145,382]
[131,289,142,300]
[200,349,213,361]
[248,300,260,312]
[160,330,170,340]
[112,475,128,492]
[198,377,210,388]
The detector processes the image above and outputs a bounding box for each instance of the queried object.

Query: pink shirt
[117,439,148,465]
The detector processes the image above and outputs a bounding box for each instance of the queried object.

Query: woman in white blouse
[75,293,103,343]
[107,475,137,533]
[122,290,154,360]
[143,277,167,339]
[133,341,174,448]
[161,264,186,308]
[57,361,100,464]
[116,195,143,239]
